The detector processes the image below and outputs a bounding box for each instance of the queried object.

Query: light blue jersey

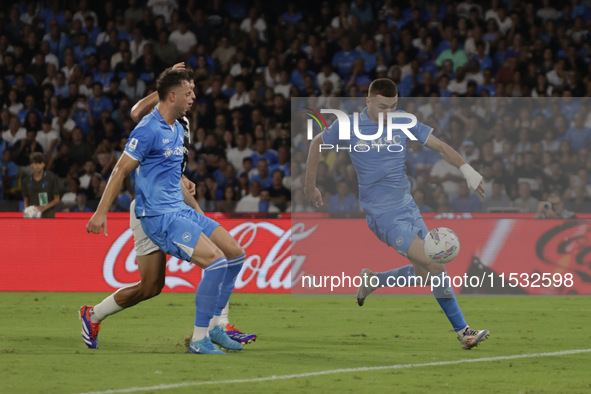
[322,108,432,215]
[124,109,185,217]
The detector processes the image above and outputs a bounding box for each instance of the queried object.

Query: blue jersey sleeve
[411,119,433,146]
[124,125,155,162]
[321,119,340,145]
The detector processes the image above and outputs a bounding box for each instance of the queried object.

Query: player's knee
[137,280,164,299]
[203,244,225,265]
[143,285,163,299]
[228,243,245,260]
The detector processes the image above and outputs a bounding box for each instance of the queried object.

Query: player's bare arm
[130,62,186,122]
[304,133,324,207]
[181,176,204,214]
[425,134,485,198]
[86,154,139,235]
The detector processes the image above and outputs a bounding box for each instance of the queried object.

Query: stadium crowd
[1,0,591,214]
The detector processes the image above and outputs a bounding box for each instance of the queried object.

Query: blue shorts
[366,202,428,256]
[140,208,220,262]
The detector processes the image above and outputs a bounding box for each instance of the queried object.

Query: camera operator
[534,192,576,219]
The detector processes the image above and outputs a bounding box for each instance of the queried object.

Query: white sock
[208,315,222,330]
[456,325,469,334]
[220,302,230,326]
[192,326,209,342]
[91,293,124,323]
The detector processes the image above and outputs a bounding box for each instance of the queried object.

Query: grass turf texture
[0,293,590,393]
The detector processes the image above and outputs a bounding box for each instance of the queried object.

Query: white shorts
[130,199,160,256]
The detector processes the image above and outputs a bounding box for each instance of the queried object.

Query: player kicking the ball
[305,79,490,350]
[86,69,249,354]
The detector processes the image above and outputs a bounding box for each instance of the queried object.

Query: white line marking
[79,348,591,394]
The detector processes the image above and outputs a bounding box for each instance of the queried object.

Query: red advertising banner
[290,218,591,296]
[1,214,590,295]
[0,216,292,293]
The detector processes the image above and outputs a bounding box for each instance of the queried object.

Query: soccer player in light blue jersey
[305,79,490,350]
[87,69,243,355]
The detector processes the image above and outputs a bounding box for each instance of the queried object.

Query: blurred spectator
[169,19,197,59]
[258,189,280,213]
[147,0,178,25]
[120,71,146,102]
[0,150,19,199]
[2,116,27,150]
[482,180,513,212]
[22,152,60,218]
[513,181,539,213]
[328,181,359,213]
[534,192,576,219]
[226,133,253,173]
[564,113,591,153]
[251,138,278,167]
[450,182,482,213]
[69,127,94,167]
[435,36,468,72]
[36,117,59,160]
[72,192,92,212]
[88,83,113,122]
[250,159,272,189]
[195,181,215,212]
[236,180,261,212]
[266,169,290,212]
[13,129,44,168]
[412,188,433,213]
[216,185,238,213]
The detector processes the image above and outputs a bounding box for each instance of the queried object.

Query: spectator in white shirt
[229,79,249,110]
[147,0,178,25]
[226,133,254,173]
[240,7,267,42]
[236,180,262,212]
[120,71,146,102]
[169,20,197,59]
[2,116,27,150]
[36,117,59,160]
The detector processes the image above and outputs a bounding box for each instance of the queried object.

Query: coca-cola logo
[103,221,317,291]
[535,220,591,294]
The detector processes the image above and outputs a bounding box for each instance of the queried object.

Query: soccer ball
[423,227,460,264]
[23,206,42,218]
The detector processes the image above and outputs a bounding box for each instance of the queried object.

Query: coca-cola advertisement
[0,214,294,293]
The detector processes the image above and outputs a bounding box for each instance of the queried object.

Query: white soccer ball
[23,206,42,218]
[423,227,460,264]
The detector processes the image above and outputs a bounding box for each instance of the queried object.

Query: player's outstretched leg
[79,251,167,349]
[408,236,490,350]
[189,234,228,355]
[356,268,378,306]
[357,265,420,306]
[208,227,248,350]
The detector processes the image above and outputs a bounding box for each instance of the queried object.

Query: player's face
[175,80,195,116]
[366,94,398,125]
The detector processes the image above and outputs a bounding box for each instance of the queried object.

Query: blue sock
[431,272,467,332]
[194,257,227,327]
[375,264,418,287]
[214,253,245,317]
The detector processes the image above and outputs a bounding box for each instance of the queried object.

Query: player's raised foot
[79,305,101,349]
[209,326,243,351]
[457,326,490,350]
[356,268,378,306]
[225,324,257,344]
[188,337,226,355]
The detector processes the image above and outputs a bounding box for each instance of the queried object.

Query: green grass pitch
[1,292,590,393]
